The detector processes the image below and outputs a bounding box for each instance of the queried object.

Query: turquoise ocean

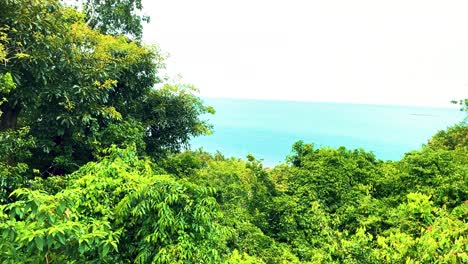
[190,98,467,167]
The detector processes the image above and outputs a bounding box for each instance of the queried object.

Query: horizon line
[199,96,463,109]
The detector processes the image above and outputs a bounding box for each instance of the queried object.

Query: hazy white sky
[142,0,467,107]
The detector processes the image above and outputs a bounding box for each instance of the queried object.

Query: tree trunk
[0,103,21,131]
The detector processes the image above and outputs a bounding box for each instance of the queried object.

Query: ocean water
[190,98,467,167]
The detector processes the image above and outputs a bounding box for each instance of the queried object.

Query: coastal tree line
[0,0,467,263]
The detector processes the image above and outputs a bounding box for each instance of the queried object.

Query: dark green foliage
[0,0,213,176]
[82,0,149,39]
[0,127,35,203]
[139,84,215,157]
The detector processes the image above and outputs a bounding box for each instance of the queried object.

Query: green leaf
[35,236,44,251]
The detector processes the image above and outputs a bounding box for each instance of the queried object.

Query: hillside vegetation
[1,1,467,263]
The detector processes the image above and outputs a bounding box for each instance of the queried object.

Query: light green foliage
[392,125,468,209]
[1,124,466,263]
[387,193,438,236]
[429,125,468,150]
[161,151,302,263]
[0,72,15,96]
[261,126,467,263]
[152,125,467,263]
[225,250,266,264]
[0,28,7,62]
[0,147,225,263]
[374,194,467,263]
[0,28,15,113]
[0,188,117,263]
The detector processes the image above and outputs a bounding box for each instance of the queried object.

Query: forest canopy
[0,0,467,263]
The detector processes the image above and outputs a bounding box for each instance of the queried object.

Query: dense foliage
[0,0,467,263]
[0,0,213,176]
[3,125,466,263]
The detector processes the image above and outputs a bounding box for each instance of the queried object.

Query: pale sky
[142,0,467,107]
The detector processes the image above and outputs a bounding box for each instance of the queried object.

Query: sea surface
[190,98,467,167]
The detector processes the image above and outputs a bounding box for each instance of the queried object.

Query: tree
[451,97,468,124]
[62,0,149,39]
[83,0,149,39]
[0,0,213,175]
[138,84,215,157]
[0,0,153,172]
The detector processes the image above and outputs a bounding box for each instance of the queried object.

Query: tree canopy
[0,0,213,176]
[81,0,149,39]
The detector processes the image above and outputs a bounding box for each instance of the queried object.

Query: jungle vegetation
[0,0,467,263]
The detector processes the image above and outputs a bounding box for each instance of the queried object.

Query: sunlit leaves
[374,195,467,263]
[1,147,225,263]
[0,187,117,263]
